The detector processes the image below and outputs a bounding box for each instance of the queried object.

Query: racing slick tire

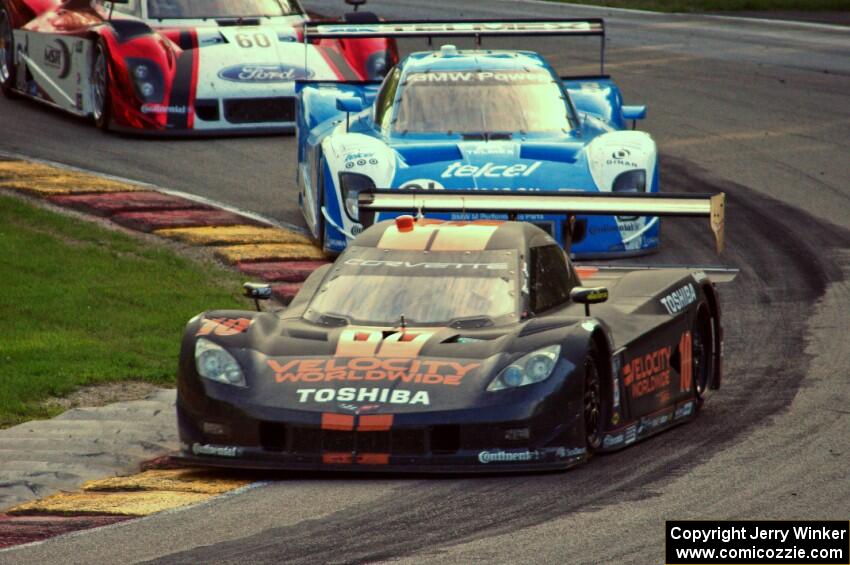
[313,157,327,252]
[91,39,113,131]
[692,306,715,408]
[583,345,605,453]
[0,5,18,98]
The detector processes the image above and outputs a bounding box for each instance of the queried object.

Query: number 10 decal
[679,331,692,393]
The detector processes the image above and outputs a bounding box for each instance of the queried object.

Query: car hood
[325,127,658,196]
[390,138,597,191]
[155,23,343,94]
[325,132,605,192]
[191,313,589,415]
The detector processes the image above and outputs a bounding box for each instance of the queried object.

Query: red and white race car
[0,0,396,134]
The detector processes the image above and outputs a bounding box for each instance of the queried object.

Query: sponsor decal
[441,161,542,179]
[268,358,479,386]
[141,104,188,114]
[637,412,672,435]
[345,152,376,162]
[462,144,515,156]
[606,148,638,168]
[589,221,642,235]
[200,35,225,46]
[338,403,380,412]
[399,179,445,190]
[674,401,695,420]
[478,450,542,464]
[624,424,637,445]
[43,39,71,79]
[409,71,551,84]
[602,433,624,448]
[218,64,314,83]
[555,447,587,459]
[611,355,622,409]
[680,331,693,393]
[350,223,363,236]
[296,387,430,405]
[192,443,241,457]
[660,283,697,315]
[345,258,508,270]
[344,152,379,169]
[622,346,672,399]
[74,40,84,54]
[196,317,252,337]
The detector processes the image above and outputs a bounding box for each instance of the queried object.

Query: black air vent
[223,97,295,124]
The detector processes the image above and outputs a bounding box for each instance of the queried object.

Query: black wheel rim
[0,10,12,84]
[584,358,602,449]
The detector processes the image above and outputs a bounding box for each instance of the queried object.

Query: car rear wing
[304,19,607,74]
[580,265,739,283]
[358,190,727,253]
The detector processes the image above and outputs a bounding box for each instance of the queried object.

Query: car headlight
[127,59,164,103]
[487,345,562,391]
[338,172,376,221]
[195,338,246,387]
[612,169,646,193]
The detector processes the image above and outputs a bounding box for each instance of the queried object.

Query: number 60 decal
[236,33,271,48]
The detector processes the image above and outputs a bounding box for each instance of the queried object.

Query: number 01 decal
[679,331,693,393]
[236,33,272,48]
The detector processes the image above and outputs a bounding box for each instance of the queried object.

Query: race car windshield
[304,247,520,327]
[146,0,301,19]
[393,71,574,134]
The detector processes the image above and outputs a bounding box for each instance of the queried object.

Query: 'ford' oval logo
[218,64,314,83]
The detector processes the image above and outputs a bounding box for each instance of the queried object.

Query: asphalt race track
[1,1,849,563]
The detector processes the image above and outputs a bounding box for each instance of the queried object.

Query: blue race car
[295,19,657,257]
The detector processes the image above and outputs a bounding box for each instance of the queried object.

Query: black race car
[174,191,735,472]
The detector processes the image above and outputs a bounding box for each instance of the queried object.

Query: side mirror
[622,105,647,130]
[570,286,608,316]
[344,0,367,11]
[337,97,366,113]
[243,283,272,311]
[337,97,366,132]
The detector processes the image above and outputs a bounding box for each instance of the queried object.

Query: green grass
[551,0,850,12]
[0,194,248,427]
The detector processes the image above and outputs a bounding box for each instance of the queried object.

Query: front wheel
[583,347,604,452]
[91,40,112,130]
[0,7,17,98]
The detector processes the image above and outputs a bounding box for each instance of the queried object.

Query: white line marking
[514,0,850,31]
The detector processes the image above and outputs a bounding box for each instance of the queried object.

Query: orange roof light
[395,215,415,232]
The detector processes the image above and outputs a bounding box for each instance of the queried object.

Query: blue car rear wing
[358,190,726,254]
[304,19,606,74]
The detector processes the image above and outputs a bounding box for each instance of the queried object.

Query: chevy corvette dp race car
[296,19,660,258]
[0,0,395,133]
[174,191,735,473]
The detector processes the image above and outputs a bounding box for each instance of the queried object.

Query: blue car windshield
[147,0,301,19]
[304,247,520,327]
[393,70,573,134]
